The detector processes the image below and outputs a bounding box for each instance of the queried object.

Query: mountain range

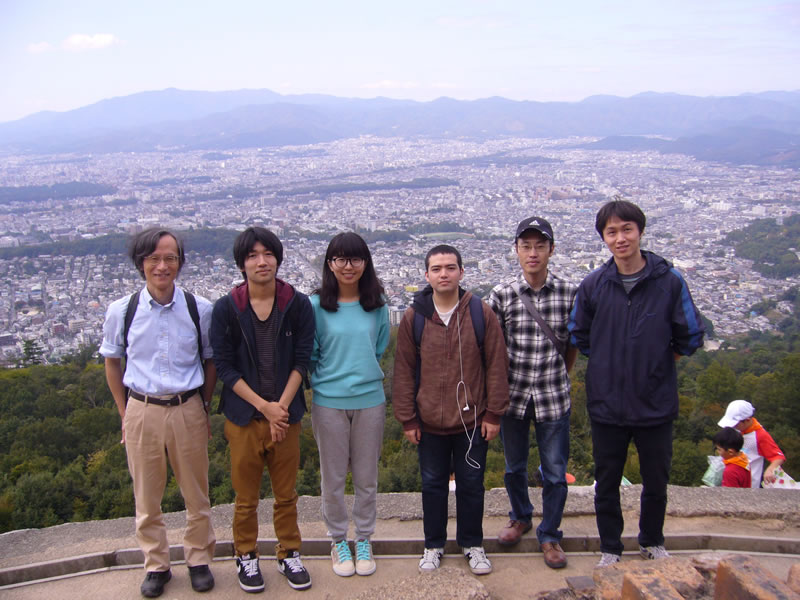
[1,88,799,166]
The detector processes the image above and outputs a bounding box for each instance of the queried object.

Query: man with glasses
[100,228,216,598]
[487,217,577,569]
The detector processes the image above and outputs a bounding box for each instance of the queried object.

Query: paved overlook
[2,487,799,599]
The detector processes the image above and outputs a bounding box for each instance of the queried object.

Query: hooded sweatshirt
[393,286,509,436]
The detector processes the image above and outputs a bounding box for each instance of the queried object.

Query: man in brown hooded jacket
[393,244,509,576]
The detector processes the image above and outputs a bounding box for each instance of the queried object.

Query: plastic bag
[701,455,724,487]
[762,467,800,489]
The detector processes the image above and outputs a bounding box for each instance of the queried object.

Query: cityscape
[0,135,798,363]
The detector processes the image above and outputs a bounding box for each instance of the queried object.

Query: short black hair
[713,427,744,452]
[233,227,284,276]
[595,199,646,238]
[425,244,463,271]
[128,227,185,279]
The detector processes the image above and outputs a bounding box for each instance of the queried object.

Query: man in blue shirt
[101,228,216,598]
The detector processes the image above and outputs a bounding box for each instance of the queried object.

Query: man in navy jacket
[210,227,315,592]
[568,199,704,567]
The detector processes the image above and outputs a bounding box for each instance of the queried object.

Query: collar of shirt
[123,285,205,396]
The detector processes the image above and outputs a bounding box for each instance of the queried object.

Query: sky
[1,0,799,123]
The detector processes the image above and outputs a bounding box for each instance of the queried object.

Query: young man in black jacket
[210,227,315,592]
[568,200,705,567]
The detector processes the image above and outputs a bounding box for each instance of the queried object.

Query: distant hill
[1,89,800,162]
[584,127,800,167]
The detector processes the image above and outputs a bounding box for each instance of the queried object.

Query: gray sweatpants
[311,402,385,541]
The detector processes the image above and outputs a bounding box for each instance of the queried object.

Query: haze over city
[2,0,799,122]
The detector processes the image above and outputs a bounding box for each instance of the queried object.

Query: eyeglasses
[144,254,180,266]
[330,257,364,268]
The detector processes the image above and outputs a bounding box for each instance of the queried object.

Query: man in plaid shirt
[487,217,577,569]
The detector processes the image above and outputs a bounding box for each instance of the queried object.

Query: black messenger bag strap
[510,282,566,359]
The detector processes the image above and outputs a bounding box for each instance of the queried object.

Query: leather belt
[129,389,199,406]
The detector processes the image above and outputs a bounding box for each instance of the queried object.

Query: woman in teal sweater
[310,232,390,578]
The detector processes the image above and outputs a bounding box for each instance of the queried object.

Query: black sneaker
[140,569,171,598]
[188,564,214,592]
[236,552,265,593]
[278,551,312,590]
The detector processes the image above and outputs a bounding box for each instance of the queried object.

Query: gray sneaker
[331,540,355,577]
[463,546,492,575]
[418,547,443,572]
[640,545,670,560]
[596,552,621,567]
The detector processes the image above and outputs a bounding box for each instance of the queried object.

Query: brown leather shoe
[541,542,567,569]
[497,520,532,546]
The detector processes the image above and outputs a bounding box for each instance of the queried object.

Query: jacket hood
[230,278,296,313]
[411,285,468,319]
[600,250,672,284]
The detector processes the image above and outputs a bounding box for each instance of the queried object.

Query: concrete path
[2,487,799,598]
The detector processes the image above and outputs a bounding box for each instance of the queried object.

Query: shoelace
[334,540,351,561]
[421,548,440,564]
[241,557,259,577]
[467,547,489,565]
[355,540,371,561]
[283,555,304,573]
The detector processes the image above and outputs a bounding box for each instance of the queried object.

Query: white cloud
[27,42,52,54]
[431,82,458,90]
[361,80,420,90]
[62,33,120,51]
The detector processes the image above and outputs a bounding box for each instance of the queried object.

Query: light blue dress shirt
[100,285,213,396]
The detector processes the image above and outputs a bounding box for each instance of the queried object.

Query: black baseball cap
[515,217,554,242]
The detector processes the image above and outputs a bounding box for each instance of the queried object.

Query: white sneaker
[640,545,670,560]
[463,546,492,575]
[418,547,443,572]
[596,552,621,567]
[354,539,376,576]
[331,540,355,577]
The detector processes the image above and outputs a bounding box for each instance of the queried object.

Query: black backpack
[122,290,203,358]
[412,295,485,395]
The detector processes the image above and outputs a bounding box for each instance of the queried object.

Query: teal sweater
[310,296,390,409]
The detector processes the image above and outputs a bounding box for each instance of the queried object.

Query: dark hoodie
[210,278,314,426]
[568,251,705,427]
[392,285,509,436]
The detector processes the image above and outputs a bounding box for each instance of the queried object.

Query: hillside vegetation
[1,291,799,533]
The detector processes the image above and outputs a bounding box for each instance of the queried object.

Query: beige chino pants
[124,394,216,571]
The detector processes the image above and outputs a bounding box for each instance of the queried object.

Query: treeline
[277,177,459,197]
[0,182,117,204]
[0,228,243,261]
[723,214,800,278]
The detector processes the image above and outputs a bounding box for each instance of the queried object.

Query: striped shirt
[487,272,577,421]
[252,304,279,401]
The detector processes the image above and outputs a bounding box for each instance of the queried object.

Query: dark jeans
[591,420,673,555]
[418,430,488,548]
[501,404,570,544]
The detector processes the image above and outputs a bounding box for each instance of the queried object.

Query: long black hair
[317,232,386,312]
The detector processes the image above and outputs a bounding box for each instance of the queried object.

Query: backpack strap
[413,294,486,396]
[468,295,485,353]
[183,291,203,360]
[510,282,566,358]
[122,291,140,352]
[123,290,203,358]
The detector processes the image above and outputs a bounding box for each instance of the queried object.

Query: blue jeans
[500,403,570,544]
[418,430,488,548]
